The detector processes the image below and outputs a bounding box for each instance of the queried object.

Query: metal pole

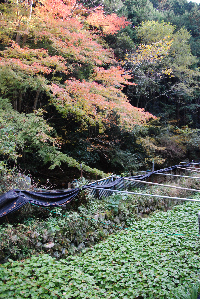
[152,159,154,172]
[198,212,200,236]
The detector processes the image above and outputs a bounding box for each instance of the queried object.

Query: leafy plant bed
[1,201,200,298]
[0,188,184,263]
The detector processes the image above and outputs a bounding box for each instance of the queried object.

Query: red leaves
[33,4,115,66]
[0,42,69,75]
[37,0,76,20]
[86,8,131,35]
[0,0,156,136]
[92,66,136,88]
[0,58,50,75]
[50,79,155,132]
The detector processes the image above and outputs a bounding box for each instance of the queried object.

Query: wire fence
[87,162,200,201]
[86,161,200,236]
[1,161,200,218]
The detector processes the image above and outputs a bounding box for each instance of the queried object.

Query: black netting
[0,162,198,218]
[0,188,80,218]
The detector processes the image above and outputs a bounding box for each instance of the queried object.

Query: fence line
[177,167,200,173]
[153,173,200,179]
[89,186,200,202]
[1,161,200,217]
[86,162,200,199]
[124,178,200,192]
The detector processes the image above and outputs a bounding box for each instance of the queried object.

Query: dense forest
[0,0,200,190]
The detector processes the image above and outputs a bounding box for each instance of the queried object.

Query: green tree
[136,20,174,43]
[124,20,200,126]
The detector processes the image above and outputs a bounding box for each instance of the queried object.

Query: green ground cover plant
[1,200,200,298]
[0,184,184,262]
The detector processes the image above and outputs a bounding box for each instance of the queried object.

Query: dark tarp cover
[0,188,80,218]
[0,163,193,218]
[0,178,124,218]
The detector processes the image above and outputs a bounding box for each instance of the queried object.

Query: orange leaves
[0,58,51,75]
[2,42,49,59]
[37,0,76,20]
[54,30,114,65]
[50,79,155,132]
[51,80,107,128]
[35,1,130,36]
[33,4,114,67]
[86,8,130,35]
[91,66,135,88]
[0,0,155,138]
[0,41,69,76]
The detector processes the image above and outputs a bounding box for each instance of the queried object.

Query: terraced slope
[1,201,200,298]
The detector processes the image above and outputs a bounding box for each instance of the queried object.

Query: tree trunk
[22,34,28,47]
[16,32,21,45]
[18,93,23,112]
[33,90,40,110]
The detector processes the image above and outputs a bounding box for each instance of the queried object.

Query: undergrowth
[0,186,184,262]
[0,201,200,298]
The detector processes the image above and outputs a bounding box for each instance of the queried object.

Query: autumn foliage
[0,0,156,178]
[86,8,131,35]
[0,0,155,122]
